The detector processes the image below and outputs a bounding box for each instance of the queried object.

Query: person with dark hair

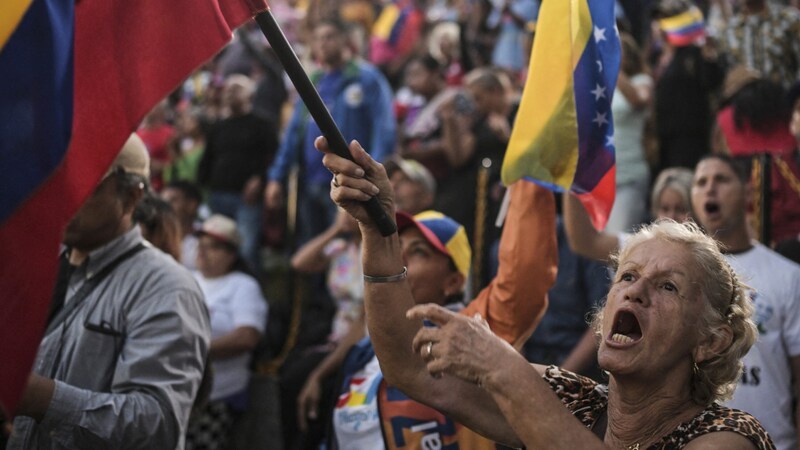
[397,55,468,184]
[692,154,800,450]
[186,214,268,450]
[198,74,278,277]
[714,66,800,244]
[164,107,207,185]
[716,67,795,156]
[651,0,724,171]
[134,192,182,261]
[264,18,395,245]
[9,135,210,449]
[162,181,203,270]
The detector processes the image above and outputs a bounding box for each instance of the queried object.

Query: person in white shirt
[186,214,268,449]
[692,154,800,450]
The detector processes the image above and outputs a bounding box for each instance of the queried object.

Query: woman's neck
[605,376,703,449]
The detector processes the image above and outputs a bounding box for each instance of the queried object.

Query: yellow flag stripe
[0,0,34,51]
[658,6,703,31]
[503,87,579,187]
[372,3,400,40]
[502,0,590,187]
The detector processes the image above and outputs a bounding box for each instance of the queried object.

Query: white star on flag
[592,111,609,127]
[605,134,615,147]
[593,26,606,43]
[596,60,603,72]
[590,84,607,101]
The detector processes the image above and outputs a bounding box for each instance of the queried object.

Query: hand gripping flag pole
[254,10,397,237]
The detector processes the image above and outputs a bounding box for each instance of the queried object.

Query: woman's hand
[297,375,322,433]
[316,137,395,232]
[407,304,520,388]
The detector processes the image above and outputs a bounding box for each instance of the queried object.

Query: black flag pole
[254,10,397,237]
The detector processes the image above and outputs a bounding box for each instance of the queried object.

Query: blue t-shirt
[304,70,343,185]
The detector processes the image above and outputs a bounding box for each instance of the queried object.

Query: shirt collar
[73,226,145,280]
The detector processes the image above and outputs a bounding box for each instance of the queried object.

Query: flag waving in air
[501,0,620,230]
[0,0,268,414]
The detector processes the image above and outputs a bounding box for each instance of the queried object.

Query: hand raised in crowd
[407,304,522,387]
[316,137,395,231]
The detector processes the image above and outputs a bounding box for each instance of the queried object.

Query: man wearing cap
[263,18,395,245]
[329,178,556,450]
[9,135,211,449]
[386,157,436,216]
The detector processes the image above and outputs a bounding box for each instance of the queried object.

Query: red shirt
[717,106,795,157]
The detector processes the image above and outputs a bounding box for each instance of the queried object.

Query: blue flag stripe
[0,0,74,222]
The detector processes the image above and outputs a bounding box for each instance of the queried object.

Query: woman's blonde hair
[592,220,757,405]
[649,167,693,218]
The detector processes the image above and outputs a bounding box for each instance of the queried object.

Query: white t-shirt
[323,238,364,343]
[194,271,268,401]
[724,243,800,450]
[333,356,383,450]
[611,73,651,185]
[181,234,198,271]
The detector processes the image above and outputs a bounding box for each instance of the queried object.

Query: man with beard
[9,135,210,449]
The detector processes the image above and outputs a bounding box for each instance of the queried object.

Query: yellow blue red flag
[501,0,620,230]
[0,0,269,415]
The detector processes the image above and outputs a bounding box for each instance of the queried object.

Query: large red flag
[0,0,268,414]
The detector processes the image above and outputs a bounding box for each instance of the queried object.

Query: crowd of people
[4,0,800,448]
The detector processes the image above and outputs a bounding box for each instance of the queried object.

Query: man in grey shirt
[9,135,211,449]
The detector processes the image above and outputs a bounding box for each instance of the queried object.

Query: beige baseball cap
[196,214,242,249]
[105,133,151,179]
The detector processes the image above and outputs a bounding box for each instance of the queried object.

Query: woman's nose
[623,279,649,306]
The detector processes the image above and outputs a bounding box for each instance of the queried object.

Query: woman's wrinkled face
[196,235,237,278]
[597,239,705,379]
[655,187,691,222]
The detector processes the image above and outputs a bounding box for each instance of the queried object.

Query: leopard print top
[543,366,775,450]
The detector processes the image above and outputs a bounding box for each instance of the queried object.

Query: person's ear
[442,271,465,298]
[694,325,733,365]
[122,185,145,216]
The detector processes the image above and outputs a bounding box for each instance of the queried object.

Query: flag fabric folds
[501,0,620,230]
[0,0,74,224]
[0,0,268,414]
[0,0,33,49]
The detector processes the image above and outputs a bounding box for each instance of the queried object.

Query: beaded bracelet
[363,266,408,283]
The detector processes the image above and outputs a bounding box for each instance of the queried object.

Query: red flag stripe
[0,0,267,414]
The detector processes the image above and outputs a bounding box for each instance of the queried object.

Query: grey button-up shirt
[9,227,210,449]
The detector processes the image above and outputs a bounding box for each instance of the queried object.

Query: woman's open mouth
[609,310,643,345]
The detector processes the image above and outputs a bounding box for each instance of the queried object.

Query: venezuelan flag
[0,0,268,414]
[659,5,705,47]
[0,0,74,223]
[501,0,620,230]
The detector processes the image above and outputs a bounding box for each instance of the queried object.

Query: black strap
[46,252,75,327]
[45,243,146,336]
